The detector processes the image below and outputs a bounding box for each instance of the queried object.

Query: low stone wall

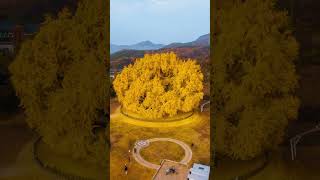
[121,106,194,122]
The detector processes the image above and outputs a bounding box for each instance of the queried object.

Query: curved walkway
[0,136,59,179]
[132,138,193,169]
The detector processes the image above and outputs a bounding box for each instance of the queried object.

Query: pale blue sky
[110,0,210,45]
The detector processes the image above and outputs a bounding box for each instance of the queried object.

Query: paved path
[200,101,210,112]
[0,136,59,179]
[132,138,193,170]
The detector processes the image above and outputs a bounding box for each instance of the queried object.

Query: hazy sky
[111,0,210,45]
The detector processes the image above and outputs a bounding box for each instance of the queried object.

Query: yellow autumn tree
[9,0,108,167]
[212,0,299,160]
[113,52,204,119]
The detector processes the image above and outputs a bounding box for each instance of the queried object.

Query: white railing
[290,123,320,160]
[200,101,210,112]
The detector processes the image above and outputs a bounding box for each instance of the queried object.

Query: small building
[0,31,14,54]
[187,163,210,180]
[0,22,39,55]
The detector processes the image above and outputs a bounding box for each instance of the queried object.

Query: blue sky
[110,0,210,45]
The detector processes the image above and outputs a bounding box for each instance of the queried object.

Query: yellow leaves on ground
[113,52,204,119]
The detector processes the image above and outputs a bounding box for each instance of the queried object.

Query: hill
[110,50,146,70]
[111,41,164,54]
[164,34,210,48]
[110,34,210,68]
[110,34,210,54]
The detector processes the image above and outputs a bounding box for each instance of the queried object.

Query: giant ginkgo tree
[113,52,204,119]
[10,0,108,166]
[212,0,299,160]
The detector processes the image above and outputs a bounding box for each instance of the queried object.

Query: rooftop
[187,163,210,180]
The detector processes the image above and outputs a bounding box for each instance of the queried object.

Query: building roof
[187,163,210,180]
[191,164,210,174]
[187,173,208,180]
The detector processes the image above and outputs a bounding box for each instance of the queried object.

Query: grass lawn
[110,100,210,179]
[298,65,320,107]
[214,147,320,180]
[214,154,265,180]
[252,147,320,180]
[0,110,26,126]
[36,140,106,179]
[0,112,106,180]
[140,141,185,164]
[0,112,56,179]
[0,135,58,179]
[0,125,33,168]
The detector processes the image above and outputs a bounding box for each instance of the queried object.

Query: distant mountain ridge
[111,33,210,54]
[110,41,165,54]
[164,34,210,48]
[110,45,210,71]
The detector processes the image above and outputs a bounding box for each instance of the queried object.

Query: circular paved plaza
[132,138,193,169]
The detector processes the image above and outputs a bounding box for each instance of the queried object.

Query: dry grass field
[110,99,210,180]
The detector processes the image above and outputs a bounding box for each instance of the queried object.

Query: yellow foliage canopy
[113,52,204,118]
[9,0,108,167]
[212,0,299,160]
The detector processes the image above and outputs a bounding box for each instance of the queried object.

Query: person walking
[128,149,132,163]
[124,164,128,175]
